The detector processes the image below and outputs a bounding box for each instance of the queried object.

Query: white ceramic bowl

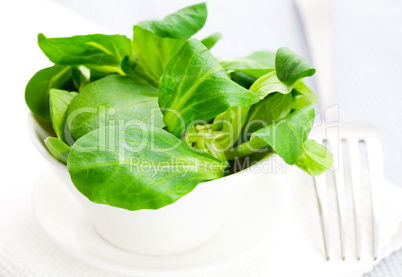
[28,113,283,256]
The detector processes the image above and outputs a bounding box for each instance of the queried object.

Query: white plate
[33,169,288,276]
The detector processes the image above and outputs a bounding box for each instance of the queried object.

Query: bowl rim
[27,112,277,186]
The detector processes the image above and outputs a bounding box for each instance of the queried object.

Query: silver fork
[294,0,383,260]
[309,125,383,260]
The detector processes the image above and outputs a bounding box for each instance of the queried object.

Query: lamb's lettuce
[249,47,317,100]
[201,32,223,49]
[120,55,137,77]
[249,71,293,99]
[89,69,112,82]
[246,51,276,68]
[184,106,249,161]
[252,105,315,164]
[67,124,227,211]
[275,47,316,85]
[219,50,275,79]
[133,3,208,86]
[132,27,186,86]
[49,89,78,143]
[44,137,71,164]
[72,66,90,91]
[137,3,207,38]
[67,75,163,140]
[25,2,332,212]
[292,81,319,109]
[25,65,73,121]
[159,38,259,138]
[38,33,133,75]
[245,92,293,133]
[295,139,333,176]
[226,106,315,164]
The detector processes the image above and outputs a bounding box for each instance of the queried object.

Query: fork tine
[365,139,383,260]
[311,124,382,260]
[347,140,362,260]
[314,173,330,260]
[330,139,346,260]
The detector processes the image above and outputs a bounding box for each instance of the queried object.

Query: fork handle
[293,0,336,110]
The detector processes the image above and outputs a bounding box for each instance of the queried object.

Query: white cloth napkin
[184,165,402,277]
[2,0,402,276]
[2,166,402,277]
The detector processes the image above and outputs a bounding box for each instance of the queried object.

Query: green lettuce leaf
[219,50,276,79]
[133,3,208,86]
[185,106,249,161]
[295,139,333,176]
[226,106,315,164]
[49,89,78,143]
[291,81,319,110]
[133,27,186,86]
[67,75,163,140]
[44,137,71,164]
[137,3,207,39]
[67,124,227,211]
[249,71,293,99]
[275,47,316,85]
[201,32,223,49]
[25,65,73,121]
[38,33,133,74]
[245,92,293,133]
[159,38,259,137]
